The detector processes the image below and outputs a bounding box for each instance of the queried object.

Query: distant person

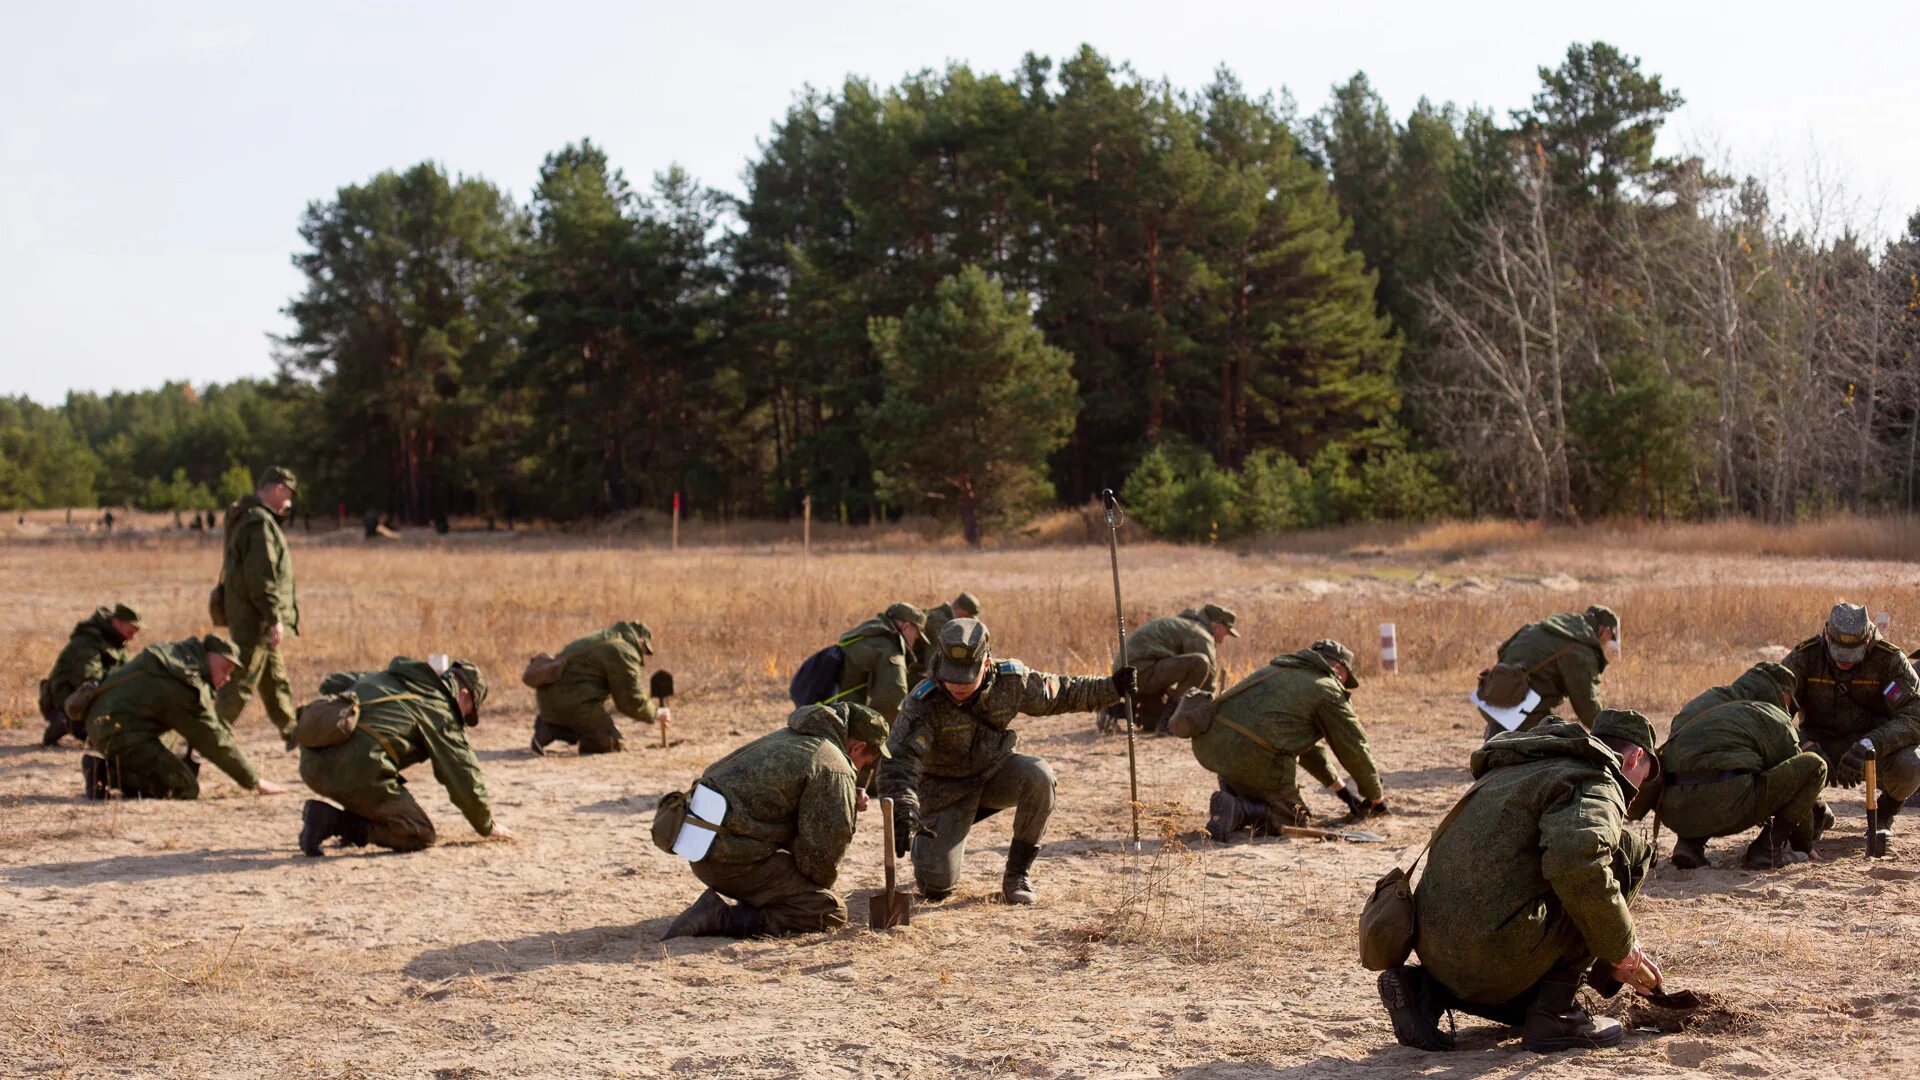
[191,511,205,531]
[910,592,981,682]
[40,603,142,747]
[527,621,670,755]
[363,509,379,539]
[102,509,114,533]
[215,467,301,746]
[1105,603,1239,734]
[1476,605,1619,738]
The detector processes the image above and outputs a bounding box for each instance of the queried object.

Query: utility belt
[1667,769,1754,788]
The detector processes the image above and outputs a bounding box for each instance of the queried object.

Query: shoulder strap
[1405,773,1496,877]
[1212,713,1280,754]
[358,692,425,707]
[1526,644,1575,676]
[1214,662,1287,707]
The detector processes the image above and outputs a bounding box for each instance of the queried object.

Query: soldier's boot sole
[1206,789,1246,842]
[1376,967,1453,1052]
[1668,837,1710,869]
[81,755,110,801]
[661,889,734,940]
[299,800,346,857]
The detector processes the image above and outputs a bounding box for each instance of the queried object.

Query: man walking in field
[527,620,669,755]
[1104,602,1239,734]
[880,618,1133,904]
[911,592,981,682]
[830,603,926,723]
[215,466,301,746]
[1477,605,1619,737]
[40,602,141,747]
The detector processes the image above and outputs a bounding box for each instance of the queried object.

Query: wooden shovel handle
[879,797,897,893]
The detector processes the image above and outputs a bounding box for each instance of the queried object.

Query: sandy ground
[3,535,1920,1078]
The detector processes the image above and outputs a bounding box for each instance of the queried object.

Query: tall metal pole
[1101,489,1141,846]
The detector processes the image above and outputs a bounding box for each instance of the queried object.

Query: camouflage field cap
[110,602,141,625]
[1201,603,1241,637]
[260,465,298,491]
[953,592,982,617]
[1824,602,1875,665]
[1308,639,1360,689]
[930,617,991,684]
[834,702,893,758]
[200,633,237,660]
[447,660,489,721]
[1749,661,1798,704]
[884,602,928,630]
[1593,708,1660,779]
[1586,605,1620,635]
[626,620,655,655]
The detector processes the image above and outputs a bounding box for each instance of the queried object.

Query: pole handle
[879,797,897,891]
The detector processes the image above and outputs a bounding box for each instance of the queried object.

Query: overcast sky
[4,0,1914,404]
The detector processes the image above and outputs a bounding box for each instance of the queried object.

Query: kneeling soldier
[1197,639,1388,841]
[42,602,141,746]
[1479,605,1619,737]
[662,702,890,938]
[81,633,285,800]
[529,620,665,755]
[880,618,1133,904]
[1662,662,1828,870]
[1108,603,1238,734]
[297,658,512,855]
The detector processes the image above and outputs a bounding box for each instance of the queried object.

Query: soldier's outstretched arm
[1318,695,1385,800]
[877,703,929,813]
[607,650,659,723]
[1539,781,1637,965]
[177,696,262,790]
[1017,668,1123,719]
[1563,652,1604,727]
[420,719,497,836]
[792,765,858,888]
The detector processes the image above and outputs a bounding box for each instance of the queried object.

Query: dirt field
[4,526,1919,1078]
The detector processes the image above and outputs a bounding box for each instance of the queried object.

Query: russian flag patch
[1885,681,1906,706]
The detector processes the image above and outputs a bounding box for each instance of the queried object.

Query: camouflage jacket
[86,637,260,789]
[1670,666,1791,737]
[1194,650,1383,800]
[48,607,131,705]
[837,616,912,723]
[879,660,1120,816]
[1493,612,1608,727]
[1121,610,1219,688]
[221,494,298,639]
[696,705,859,887]
[1414,720,1650,1004]
[1781,635,1920,753]
[1661,700,1800,779]
[910,603,958,683]
[304,659,494,834]
[535,621,657,722]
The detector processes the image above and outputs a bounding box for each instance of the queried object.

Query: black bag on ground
[788,645,846,706]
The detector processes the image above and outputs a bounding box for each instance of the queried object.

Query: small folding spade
[650,670,674,749]
[868,797,915,928]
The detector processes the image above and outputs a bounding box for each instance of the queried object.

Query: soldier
[1197,639,1389,841]
[1478,605,1620,738]
[1106,602,1239,734]
[661,702,890,939]
[1378,711,1662,1053]
[1781,602,1920,852]
[529,621,668,755]
[215,466,300,745]
[40,602,141,747]
[879,617,1134,904]
[79,633,286,800]
[1660,662,1828,870]
[911,592,981,682]
[296,658,512,855]
[831,602,925,723]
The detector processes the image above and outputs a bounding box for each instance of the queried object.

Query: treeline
[6,41,1918,536]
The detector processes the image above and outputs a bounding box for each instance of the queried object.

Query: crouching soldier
[42,602,141,746]
[297,658,513,855]
[1662,662,1829,870]
[1479,605,1619,737]
[880,618,1133,904]
[831,603,925,723]
[1378,711,1661,1053]
[1197,639,1388,841]
[80,633,285,800]
[528,620,667,755]
[1105,603,1238,734]
[660,702,890,939]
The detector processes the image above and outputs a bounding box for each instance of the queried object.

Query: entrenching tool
[1866,756,1887,858]
[651,670,674,749]
[1626,956,1702,1010]
[1279,824,1387,843]
[1099,489,1142,848]
[868,798,915,928]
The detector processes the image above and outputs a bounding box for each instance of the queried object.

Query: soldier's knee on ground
[579,735,624,755]
[371,816,436,852]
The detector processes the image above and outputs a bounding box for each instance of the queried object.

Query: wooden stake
[802,494,812,557]
[671,492,680,551]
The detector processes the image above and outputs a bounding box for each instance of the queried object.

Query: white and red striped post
[1380,622,1399,676]
[1875,610,1891,635]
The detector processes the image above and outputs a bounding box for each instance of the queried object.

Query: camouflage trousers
[1661,752,1827,843]
[90,735,201,799]
[216,632,296,742]
[692,851,846,934]
[299,741,437,851]
[913,753,1056,895]
[1132,654,1212,729]
[536,706,623,754]
[1805,735,1920,801]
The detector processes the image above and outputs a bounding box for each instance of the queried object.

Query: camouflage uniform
[1195,646,1381,834]
[1660,673,1827,866]
[1113,603,1237,732]
[41,604,137,746]
[297,659,494,853]
[533,621,658,754]
[911,593,980,683]
[833,603,924,723]
[1781,613,1920,809]
[84,636,263,799]
[1480,608,1614,737]
[215,477,300,741]
[880,618,1121,901]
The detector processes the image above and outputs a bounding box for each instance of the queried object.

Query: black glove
[1361,797,1391,819]
[1835,739,1876,788]
[893,802,919,858]
[1112,665,1138,697]
[1333,786,1365,814]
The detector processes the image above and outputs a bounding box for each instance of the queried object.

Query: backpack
[520,652,567,688]
[788,645,846,707]
[1164,662,1292,739]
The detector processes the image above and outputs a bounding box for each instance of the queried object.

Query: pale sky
[4,0,1915,404]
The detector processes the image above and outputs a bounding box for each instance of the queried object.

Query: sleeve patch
[1886,681,1907,706]
[997,659,1027,676]
[912,679,938,700]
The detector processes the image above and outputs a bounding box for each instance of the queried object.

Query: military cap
[1586,605,1620,635]
[1748,661,1798,703]
[952,592,982,617]
[834,702,893,758]
[1824,602,1875,665]
[930,617,991,684]
[1201,603,1241,637]
[884,602,927,629]
[260,465,298,491]
[447,659,489,721]
[110,602,141,625]
[1309,639,1360,689]
[200,633,237,660]
[1593,709,1659,778]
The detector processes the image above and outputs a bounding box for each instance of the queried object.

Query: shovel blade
[1645,988,1702,1010]
[866,886,915,929]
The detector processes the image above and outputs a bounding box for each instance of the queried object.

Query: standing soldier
[297,658,512,855]
[1660,663,1828,869]
[831,603,925,723]
[1196,639,1389,841]
[79,633,286,800]
[912,592,981,682]
[660,702,890,939]
[880,618,1134,904]
[528,621,668,755]
[1782,602,1920,852]
[1377,712,1662,1053]
[1477,605,1619,738]
[1105,603,1240,734]
[40,602,141,747]
[215,466,300,745]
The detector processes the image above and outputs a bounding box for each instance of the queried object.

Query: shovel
[650,670,674,749]
[1866,758,1888,858]
[868,798,915,928]
[1624,956,1702,1010]
[1278,824,1387,843]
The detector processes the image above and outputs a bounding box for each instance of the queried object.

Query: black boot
[300,800,347,856]
[81,755,110,800]
[1743,821,1808,870]
[1378,965,1454,1051]
[723,903,771,938]
[1668,836,1710,869]
[1877,793,1905,831]
[530,716,559,756]
[662,889,734,939]
[1206,788,1267,842]
[1791,802,1834,854]
[1002,839,1041,905]
[42,714,70,747]
[1520,967,1622,1052]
